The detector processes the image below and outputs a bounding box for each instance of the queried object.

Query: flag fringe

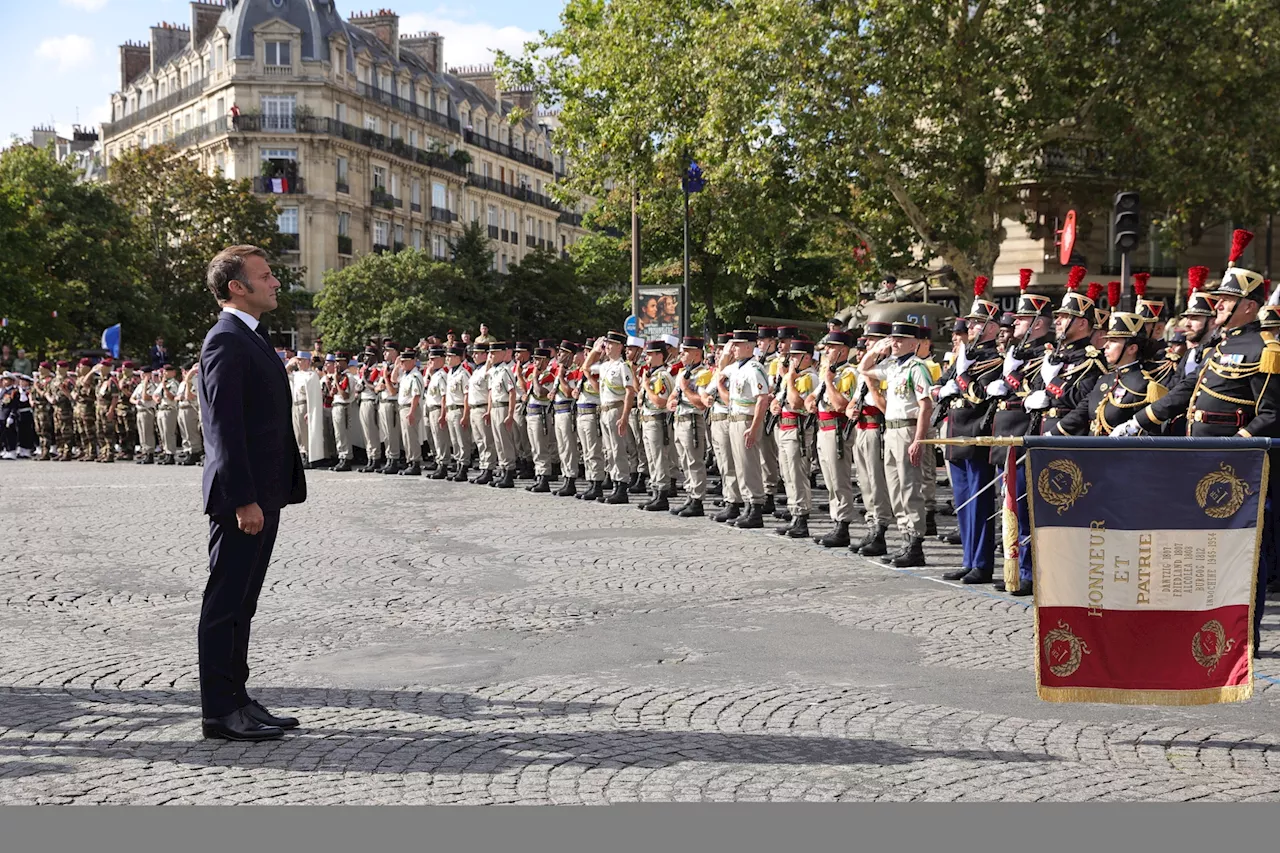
[1037,684,1254,705]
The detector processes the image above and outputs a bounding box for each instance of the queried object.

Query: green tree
[107,145,304,356]
[447,220,496,288]
[0,144,149,356]
[500,249,625,341]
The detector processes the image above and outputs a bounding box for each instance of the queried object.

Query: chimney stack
[119,41,151,89]
[400,31,443,75]
[190,2,224,51]
[349,9,400,61]
[452,65,497,101]
[150,22,190,73]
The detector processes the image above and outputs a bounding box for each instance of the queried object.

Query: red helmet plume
[1107,281,1121,308]
[1086,281,1102,303]
[973,276,988,298]
[1187,265,1209,294]
[1066,266,1087,291]
[1018,268,1033,292]
[1132,272,1150,298]
[1229,229,1254,265]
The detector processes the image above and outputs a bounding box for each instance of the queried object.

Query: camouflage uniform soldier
[90,359,120,462]
[71,358,97,460]
[50,361,76,461]
[32,362,55,460]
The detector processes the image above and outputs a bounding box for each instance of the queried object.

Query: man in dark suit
[197,245,307,741]
[150,337,169,370]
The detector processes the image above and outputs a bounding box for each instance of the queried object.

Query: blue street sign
[624,315,640,336]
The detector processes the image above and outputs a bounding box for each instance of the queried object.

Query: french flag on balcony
[272,177,288,193]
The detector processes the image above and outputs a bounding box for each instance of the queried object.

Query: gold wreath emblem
[1042,620,1091,678]
[1195,463,1252,519]
[1191,620,1236,674]
[1036,459,1092,515]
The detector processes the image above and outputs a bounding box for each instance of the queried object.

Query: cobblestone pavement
[2,463,1279,803]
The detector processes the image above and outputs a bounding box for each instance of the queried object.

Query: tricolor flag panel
[1027,437,1264,705]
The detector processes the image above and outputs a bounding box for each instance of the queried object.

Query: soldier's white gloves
[985,379,1010,397]
[1023,389,1050,411]
[937,379,961,399]
[1039,357,1064,385]
[1110,419,1142,437]
[1003,350,1024,378]
[954,348,974,376]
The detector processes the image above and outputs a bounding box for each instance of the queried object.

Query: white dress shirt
[221,306,260,332]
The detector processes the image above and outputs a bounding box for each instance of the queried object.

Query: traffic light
[1113,191,1140,252]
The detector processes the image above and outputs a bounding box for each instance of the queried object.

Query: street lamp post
[682,161,706,339]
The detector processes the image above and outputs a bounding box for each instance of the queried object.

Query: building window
[471,200,479,222]
[338,211,350,236]
[412,228,423,250]
[278,206,299,234]
[433,235,447,259]
[371,165,386,189]
[432,182,446,210]
[335,102,347,123]
[215,152,226,175]
[394,224,404,248]
[265,41,291,67]
[411,180,421,206]
[391,122,400,140]
[501,253,508,273]
[373,219,389,246]
[390,173,400,199]
[364,114,379,133]
[260,95,297,131]
[337,156,348,184]
[487,205,498,227]
[408,129,418,148]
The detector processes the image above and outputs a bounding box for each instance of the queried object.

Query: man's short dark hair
[207,245,267,302]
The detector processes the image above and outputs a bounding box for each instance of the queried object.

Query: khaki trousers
[379,399,401,458]
[179,404,203,454]
[761,430,781,495]
[728,416,765,504]
[777,425,812,515]
[641,415,673,487]
[514,407,531,460]
[599,404,630,481]
[158,407,179,455]
[399,405,421,462]
[472,406,495,471]
[674,414,708,500]
[426,406,450,466]
[576,411,605,482]
[359,399,381,460]
[816,425,854,522]
[853,427,894,527]
[447,409,473,468]
[922,425,937,509]
[332,403,352,459]
[555,410,580,476]
[491,405,517,469]
[883,425,926,537]
[710,415,741,504]
[136,408,157,453]
[526,406,556,475]
[627,410,644,475]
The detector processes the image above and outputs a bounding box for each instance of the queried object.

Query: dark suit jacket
[150,345,168,369]
[198,311,306,516]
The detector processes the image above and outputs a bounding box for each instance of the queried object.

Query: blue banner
[101,323,121,358]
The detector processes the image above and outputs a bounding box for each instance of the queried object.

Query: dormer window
[265,41,291,67]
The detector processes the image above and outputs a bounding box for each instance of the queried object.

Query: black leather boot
[399,462,422,476]
[628,472,649,495]
[431,464,450,480]
[605,480,630,504]
[641,489,670,512]
[713,502,742,523]
[890,536,927,568]
[678,499,704,518]
[735,503,765,529]
[879,536,911,565]
[761,494,776,516]
[579,480,603,501]
[815,521,850,548]
[785,515,810,539]
[853,524,888,557]
[925,510,938,537]
[554,477,577,497]
[528,474,552,493]
[496,467,516,489]
[450,465,468,482]
[602,476,614,491]
[360,456,381,473]
[333,458,352,472]
[472,469,494,486]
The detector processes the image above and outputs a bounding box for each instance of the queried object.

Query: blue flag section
[101,323,122,358]
[1025,436,1269,705]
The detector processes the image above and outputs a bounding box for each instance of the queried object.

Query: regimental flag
[1027,436,1265,705]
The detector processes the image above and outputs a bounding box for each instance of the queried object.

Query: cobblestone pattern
[1,465,1278,803]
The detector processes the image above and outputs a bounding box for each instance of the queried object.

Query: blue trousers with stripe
[950,459,995,573]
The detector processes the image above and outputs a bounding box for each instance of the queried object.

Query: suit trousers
[491,405,517,470]
[379,400,401,459]
[853,427,894,528]
[447,409,473,468]
[359,399,381,460]
[599,404,631,481]
[777,425,812,515]
[883,425,926,537]
[641,415,673,487]
[555,411,580,477]
[199,509,280,718]
[816,425,854,522]
[576,412,604,482]
[674,415,709,500]
[158,407,179,455]
[332,403,352,459]
[728,417,765,504]
[710,415,741,504]
[950,459,996,572]
[526,407,556,475]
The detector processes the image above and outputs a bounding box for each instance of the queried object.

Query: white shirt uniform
[425,368,448,408]
[446,365,471,407]
[728,359,769,415]
[291,368,325,460]
[467,363,490,407]
[598,359,633,405]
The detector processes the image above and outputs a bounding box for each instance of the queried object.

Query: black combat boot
[761,494,777,516]
[579,480,603,501]
[554,477,577,497]
[380,457,401,474]
[853,524,888,557]
[360,456,381,473]
[605,480,630,504]
[628,472,649,495]
[641,488,670,512]
[735,503,765,529]
[602,476,614,491]
[678,499,704,518]
[925,510,938,537]
[815,521,850,548]
[879,536,911,565]
[775,514,802,536]
[399,462,422,476]
[528,475,552,493]
[785,514,810,539]
[450,464,468,482]
[890,536,927,568]
[713,502,742,523]
[333,458,352,472]
[495,467,516,489]
[669,496,692,516]
[472,468,494,485]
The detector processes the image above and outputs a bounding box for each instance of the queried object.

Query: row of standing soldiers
[24,358,203,464]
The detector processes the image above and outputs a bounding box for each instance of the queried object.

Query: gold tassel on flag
[1002,445,1020,593]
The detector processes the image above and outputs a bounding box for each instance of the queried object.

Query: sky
[2,0,565,145]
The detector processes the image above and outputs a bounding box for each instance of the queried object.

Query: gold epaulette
[1144,374,1168,404]
[1085,345,1100,358]
[1262,341,1280,374]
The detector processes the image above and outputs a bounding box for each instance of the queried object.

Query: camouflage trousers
[53,404,75,458]
[34,404,55,458]
[117,404,138,458]
[95,403,116,461]
[74,403,96,460]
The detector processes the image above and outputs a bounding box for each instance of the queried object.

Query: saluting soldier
[486,341,519,489]
[377,341,404,474]
[589,331,635,504]
[624,336,648,494]
[72,357,97,461]
[848,320,895,556]
[573,340,609,501]
[91,357,120,462]
[722,329,772,529]
[116,361,140,462]
[636,340,676,511]
[422,346,452,480]
[176,362,203,465]
[808,330,858,546]
[396,349,425,476]
[50,360,76,461]
[511,342,534,479]
[465,342,495,484]
[524,347,558,493]
[552,341,584,497]
[153,362,183,465]
[666,337,713,518]
[32,362,55,460]
[773,338,819,538]
[132,367,159,464]
[330,352,357,472]
[357,348,385,472]
[442,344,474,482]
[757,326,783,515]
[703,333,743,522]
[933,278,1005,583]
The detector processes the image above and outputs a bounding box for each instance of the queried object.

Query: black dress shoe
[244,699,300,729]
[962,568,994,584]
[1010,583,1034,598]
[202,707,284,741]
[942,568,970,581]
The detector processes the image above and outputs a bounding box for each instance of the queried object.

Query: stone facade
[101,1,588,293]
